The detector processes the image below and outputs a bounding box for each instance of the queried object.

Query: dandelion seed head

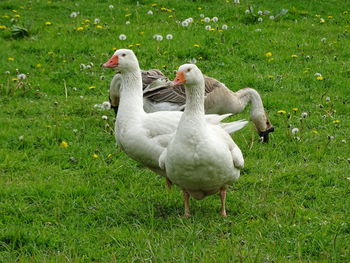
[19,135,24,141]
[301,112,308,118]
[200,14,205,18]
[119,34,126,40]
[258,10,263,15]
[102,115,108,120]
[17,73,26,80]
[205,25,211,30]
[291,128,299,134]
[147,10,153,15]
[166,34,173,40]
[94,18,100,24]
[70,12,78,18]
[325,96,331,102]
[181,20,189,27]
[212,16,218,22]
[109,5,114,9]
[222,24,228,30]
[321,37,327,42]
[245,9,250,14]
[269,15,275,20]
[258,17,263,22]
[204,17,210,23]
[102,101,111,110]
[255,28,262,32]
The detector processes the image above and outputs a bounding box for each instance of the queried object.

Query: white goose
[159,64,247,217]
[108,70,274,142]
[103,49,246,188]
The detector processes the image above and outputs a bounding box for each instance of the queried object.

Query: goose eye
[186,68,191,72]
[122,54,126,57]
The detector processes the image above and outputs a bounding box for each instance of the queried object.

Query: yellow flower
[198,56,203,60]
[327,16,333,19]
[312,129,318,134]
[218,29,223,32]
[12,9,17,13]
[112,47,117,51]
[267,75,274,80]
[84,19,90,23]
[265,52,273,57]
[8,57,14,61]
[107,153,112,158]
[277,110,287,114]
[193,44,200,48]
[36,63,42,68]
[0,25,7,29]
[135,43,141,46]
[320,18,325,23]
[292,107,299,112]
[332,120,340,124]
[45,21,52,25]
[168,15,173,18]
[151,3,157,6]
[60,141,69,148]
[88,86,96,89]
[13,14,20,18]
[92,154,98,159]
[316,76,324,81]
[128,44,134,48]
[198,7,202,10]
[96,25,103,29]
[291,54,298,58]
[76,26,84,31]
[209,28,215,31]
[11,78,18,81]
[139,31,144,35]
[303,68,310,73]
[125,13,132,17]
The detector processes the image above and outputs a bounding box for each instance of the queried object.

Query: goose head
[173,64,205,88]
[103,49,140,73]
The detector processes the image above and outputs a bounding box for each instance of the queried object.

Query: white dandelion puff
[166,34,173,40]
[119,34,126,40]
[17,73,26,80]
[187,17,193,23]
[269,15,275,20]
[181,20,189,27]
[258,10,263,15]
[200,14,205,18]
[102,101,111,110]
[204,17,210,23]
[258,17,263,22]
[94,18,100,23]
[245,9,250,14]
[301,112,308,118]
[147,10,153,15]
[70,12,78,18]
[18,135,24,141]
[125,21,130,25]
[291,128,299,134]
[314,72,322,77]
[102,115,108,120]
[212,17,218,22]
[222,24,228,30]
[109,4,114,9]
[321,37,327,42]
[205,25,211,30]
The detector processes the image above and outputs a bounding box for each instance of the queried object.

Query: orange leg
[182,190,191,217]
[220,188,227,217]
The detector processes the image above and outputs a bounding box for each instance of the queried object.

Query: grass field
[1,0,349,261]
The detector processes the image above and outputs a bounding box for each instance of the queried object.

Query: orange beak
[103,55,118,68]
[172,71,186,86]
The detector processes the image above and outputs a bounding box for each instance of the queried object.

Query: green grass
[1,0,349,262]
